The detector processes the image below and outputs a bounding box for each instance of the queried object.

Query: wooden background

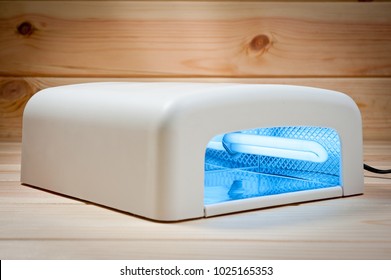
[1,1,391,260]
[0,1,391,142]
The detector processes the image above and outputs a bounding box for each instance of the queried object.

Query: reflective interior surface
[204,126,341,205]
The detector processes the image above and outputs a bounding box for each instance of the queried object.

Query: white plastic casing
[21,83,364,221]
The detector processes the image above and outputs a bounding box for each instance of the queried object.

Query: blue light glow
[204,126,341,205]
[222,133,328,163]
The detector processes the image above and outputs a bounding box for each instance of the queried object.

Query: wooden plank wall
[1,1,390,142]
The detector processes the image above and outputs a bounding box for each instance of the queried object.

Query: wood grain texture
[0,141,390,259]
[0,79,33,141]
[1,77,390,141]
[0,1,390,260]
[0,2,391,77]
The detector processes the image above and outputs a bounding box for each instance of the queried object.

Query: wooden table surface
[0,141,390,260]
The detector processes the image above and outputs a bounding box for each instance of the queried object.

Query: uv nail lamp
[21,82,364,221]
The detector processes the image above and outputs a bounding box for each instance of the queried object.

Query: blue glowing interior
[204,126,341,205]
